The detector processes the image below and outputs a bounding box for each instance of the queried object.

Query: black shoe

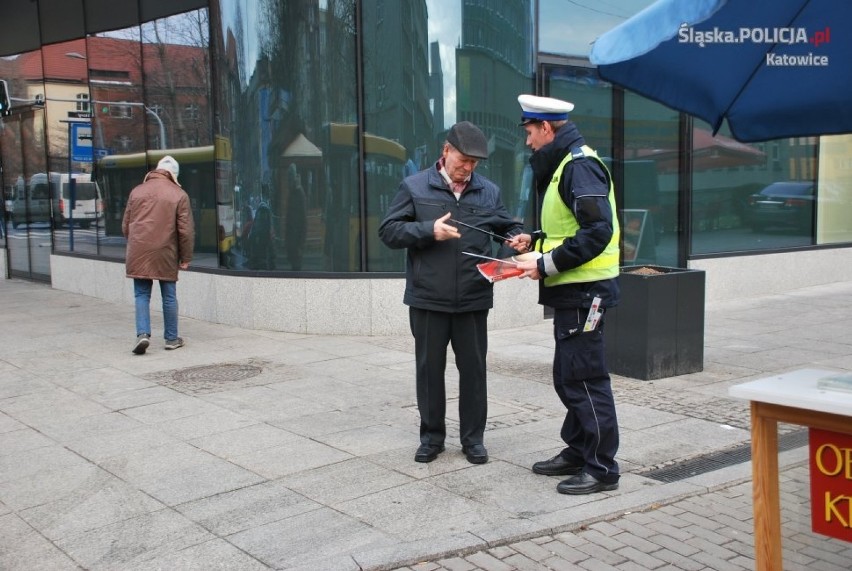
[414,443,445,463]
[132,334,150,355]
[556,472,619,495]
[532,454,584,476]
[462,444,488,464]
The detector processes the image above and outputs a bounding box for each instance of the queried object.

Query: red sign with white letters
[809,428,852,542]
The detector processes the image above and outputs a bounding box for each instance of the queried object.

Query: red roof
[10,36,207,88]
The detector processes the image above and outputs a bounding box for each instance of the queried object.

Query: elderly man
[379,121,523,464]
[509,94,622,495]
[123,155,195,354]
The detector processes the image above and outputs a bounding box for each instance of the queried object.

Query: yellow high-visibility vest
[540,145,620,286]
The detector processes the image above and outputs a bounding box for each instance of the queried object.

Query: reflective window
[89,27,145,260]
[540,0,655,56]
[4,0,852,279]
[142,10,215,265]
[816,135,852,245]
[690,120,815,254]
[215,0,358,271]
[0,48,52,279]
[87,9,215,265]
[622,92,679,267]
[364,0,536,271]
[37,40,98,255]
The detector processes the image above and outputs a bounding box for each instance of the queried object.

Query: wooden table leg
[751,401,783,571]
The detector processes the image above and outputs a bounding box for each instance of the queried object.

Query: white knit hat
[157,155,180,184]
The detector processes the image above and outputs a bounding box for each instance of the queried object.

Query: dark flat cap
[447,121,489,159]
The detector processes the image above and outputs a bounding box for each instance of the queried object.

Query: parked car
[745,181,814,232]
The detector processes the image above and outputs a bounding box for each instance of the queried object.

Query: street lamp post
[145,106,167,149]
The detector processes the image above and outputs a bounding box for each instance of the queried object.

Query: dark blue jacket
[379,163,523,312]
[529,123,620,309]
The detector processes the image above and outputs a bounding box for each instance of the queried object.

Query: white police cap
[518,94,575,125]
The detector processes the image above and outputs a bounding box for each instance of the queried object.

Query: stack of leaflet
[464,252,541,283]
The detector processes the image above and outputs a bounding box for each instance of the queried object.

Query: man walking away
[123,155,195,354]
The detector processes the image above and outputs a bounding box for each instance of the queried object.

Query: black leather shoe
[414,443,444,463]
[532,454,584,476]
[556,472,619,495]
[462,444,488,464]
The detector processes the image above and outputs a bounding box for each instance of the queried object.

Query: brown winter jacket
[122,170,194,281]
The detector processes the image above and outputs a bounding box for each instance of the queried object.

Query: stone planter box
[604,265,705,380]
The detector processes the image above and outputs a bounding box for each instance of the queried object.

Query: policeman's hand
[515,259,542,280]
[433,212,461,241]
[507,233,531,252]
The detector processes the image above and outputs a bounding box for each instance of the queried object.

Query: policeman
[509,94,621,495]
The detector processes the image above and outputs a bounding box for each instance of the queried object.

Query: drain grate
[641,429,809,483]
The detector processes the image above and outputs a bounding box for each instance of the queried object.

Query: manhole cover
[150,362,266,394]
[173,363,262,384]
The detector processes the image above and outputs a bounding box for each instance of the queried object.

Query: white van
[54,173,104,229]
[17,172,104,229]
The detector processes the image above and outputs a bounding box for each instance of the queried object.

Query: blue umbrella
[589,0,852,142]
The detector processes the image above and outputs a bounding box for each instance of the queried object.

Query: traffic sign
[71,122,93,162]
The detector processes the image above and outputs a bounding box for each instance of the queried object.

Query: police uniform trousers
[409,307,488,448]
[552,306,620,484]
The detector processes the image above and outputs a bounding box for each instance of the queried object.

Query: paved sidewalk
[1,277,852,570]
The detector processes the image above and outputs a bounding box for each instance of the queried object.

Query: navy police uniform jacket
[530,124,620,310]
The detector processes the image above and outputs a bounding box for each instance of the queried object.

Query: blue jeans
[134,279,178,340]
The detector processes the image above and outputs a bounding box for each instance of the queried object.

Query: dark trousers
[552,307,620,483]
[409,307,489,447]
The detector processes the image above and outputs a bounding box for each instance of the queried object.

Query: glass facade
[2,0,852,281]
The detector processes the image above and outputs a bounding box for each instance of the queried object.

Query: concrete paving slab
[175,479,321,536]
[53,509,215,570]
[272,408,394,438]
[155,408,261,440]
[0,514,81,571]
[135,459,265,506]
[428,460,572,517]
[228,439,353,479]
[15,471,165,541]
[0,412,25,434]
[189,422,304,458]
[119,538,271,571]
[346,479,519,540]
[202,384,338,421]
[226,507,397,569]
[0,426,55,456]
[2,277,852,570]
[315,423,418,456]
[279,457,414,505]
[0,446,89,484]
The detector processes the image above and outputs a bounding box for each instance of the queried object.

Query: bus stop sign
[71,122,93,163]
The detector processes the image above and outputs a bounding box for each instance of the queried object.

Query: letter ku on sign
[809,428,852,542]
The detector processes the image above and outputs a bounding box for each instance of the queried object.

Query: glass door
[1,107,52,281]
